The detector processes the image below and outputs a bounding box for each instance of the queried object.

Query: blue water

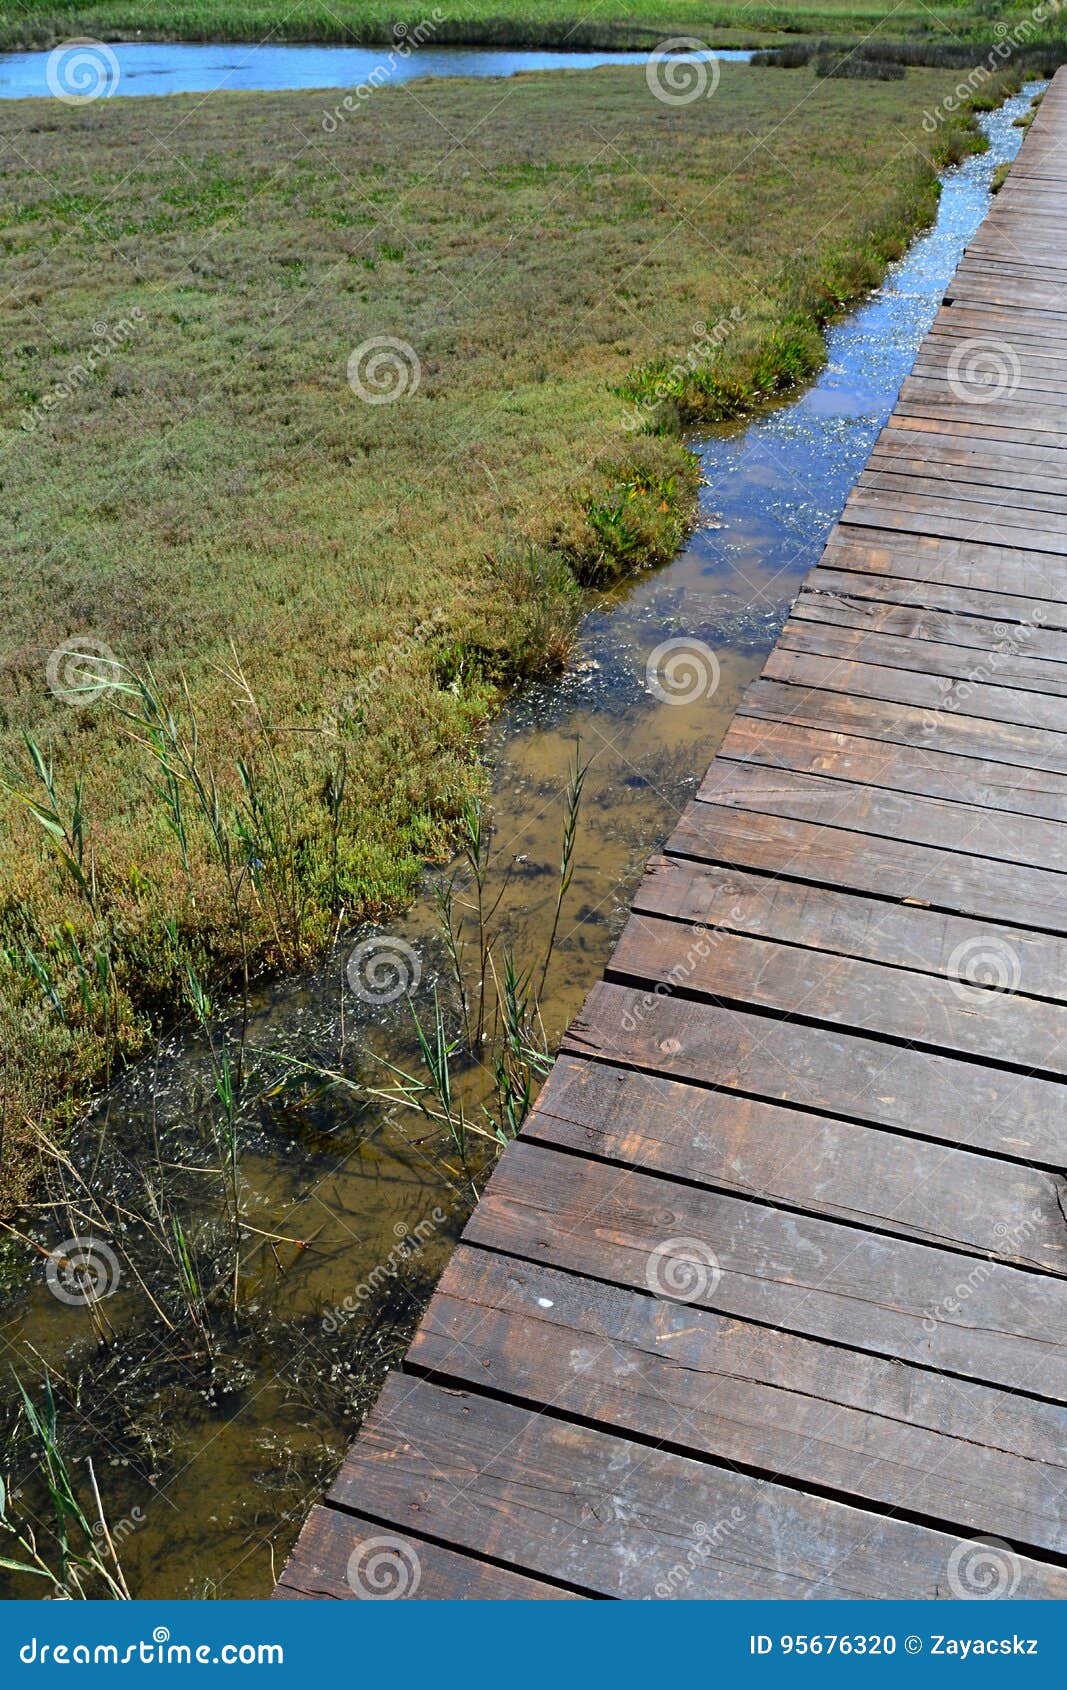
[0,39,751,99]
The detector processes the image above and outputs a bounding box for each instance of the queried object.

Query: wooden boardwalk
[276,76,1067,1601]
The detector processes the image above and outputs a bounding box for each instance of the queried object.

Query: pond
[0,40,751,99]
[0,81,1043,1600]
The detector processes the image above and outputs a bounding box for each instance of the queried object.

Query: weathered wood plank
[790,589,1067,665]
[763,645,1067,736]
[607,908,1067,1075]
[524,1053,1067,1268]
[668,796,1067,940]
[697,756,1067,877]
[720,713,1067,827]
[466,1140,1067,1396]
[822,527,1067,602]
[867,455,1067,509]
[843,487,1067,552]
[274,1507,579,1600]
[634,850,1067,999]
[777,616,1067,699]
[413,1247,1067,1554]
[806,564,1067,631]
[740,677,1067,788]
[562,978,1067,1170]
[329,1376,1067,1599]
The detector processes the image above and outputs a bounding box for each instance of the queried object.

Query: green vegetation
[1,0,1064,51]
[1,1376,131,1599]
[0,61,1015,1209]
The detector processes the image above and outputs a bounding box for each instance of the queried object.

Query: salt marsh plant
[0,1377,131,1600]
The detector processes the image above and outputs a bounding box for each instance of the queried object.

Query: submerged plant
[273,739,588,1170]
[365,740,587,1159]
[0,1376,130,1600]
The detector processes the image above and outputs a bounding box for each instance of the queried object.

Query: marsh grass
[0,1376,131,1599]
[756,40,1067,71]
[0,62,1011,1208]
[619,69,1023,429]
[2,0,1059,51]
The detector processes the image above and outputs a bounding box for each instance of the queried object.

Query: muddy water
[0,86,1041,1600]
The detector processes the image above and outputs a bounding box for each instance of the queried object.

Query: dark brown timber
[277,76,1067,1600]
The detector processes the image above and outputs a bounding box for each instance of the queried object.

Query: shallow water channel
[0,83,1042,1599]
[0,40,750,98]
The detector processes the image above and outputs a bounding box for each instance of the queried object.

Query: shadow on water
[0,85,1042,1598]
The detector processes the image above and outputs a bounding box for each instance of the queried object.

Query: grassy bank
[0,0,1056,51]
[0,60,1006,1211]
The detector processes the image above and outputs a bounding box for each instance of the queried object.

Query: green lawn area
[0,57,1011,1206]
[0,0,1052,50]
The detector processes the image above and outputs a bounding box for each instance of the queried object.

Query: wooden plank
[897,385,1067,432]
[329,1375,1067,1599]
[633,849,1067,999]
[790,589,1067,665]
[524,1054,1067,1269]
[274,1507,579,1600]
[563,977,1067,1170]
[822,527,1067,603]
[908,363,1067,405]
[868,451,1067,504]
[886,418,1067,462]
[862,466,1067,519]
[741,675,1067,786]
[927,312,1067,347]
[762,645,1067,735]
[607,907,1067,1075]
[842,490,1067,554]
[720,713,1067,827]
[672,788,1067,933]
[697,756,1067,877]
[465,1139,1067,1397]
[778,615,1067,698]
[806,564,1067,631]
[413,1246,1067,1554]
